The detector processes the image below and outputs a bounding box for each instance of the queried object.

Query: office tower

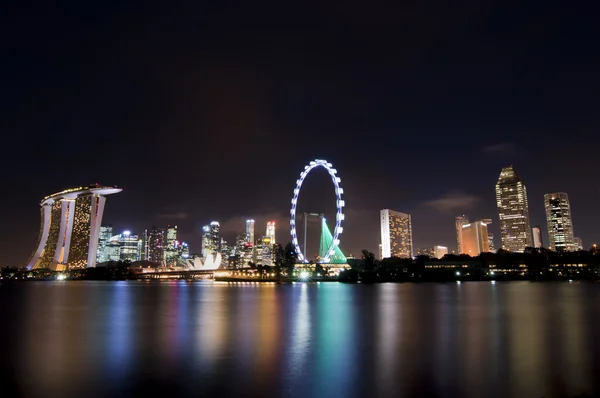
[434,245,448,259]
[544,192,576,251]
[220,239,231,267]
[202,222,221,257]
[210,222,221,252]
[27,185,122,270]
[266,221,276,244]
[461,220,490,256]
[380,209,413,258]
[575,237,583,251]
[105,236,121,262]
[455,215,469,254]
[178,242,190,261]
[255,237,274,266]
[147,227,165,264]
[417,247,435,257]
[378,244,383,260]
[246,219,255,244]
[201,225,211,257]
[97,225,113,263]
[164,225,179,265]
[495,166,533,252]
[119,231,142,262]
[532,226,543,249]
[487,233,496,253]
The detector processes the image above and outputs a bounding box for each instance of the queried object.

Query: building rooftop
[41,184,122,204]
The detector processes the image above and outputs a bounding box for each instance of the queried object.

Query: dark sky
[1,0,599,266]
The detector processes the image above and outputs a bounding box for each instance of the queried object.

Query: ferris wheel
[290,159,345,263]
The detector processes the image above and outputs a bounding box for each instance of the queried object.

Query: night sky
[2,1,599,266]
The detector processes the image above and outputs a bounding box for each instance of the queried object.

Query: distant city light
[299,271,309,280]
[56,274,66,281]
[123,230,131,236]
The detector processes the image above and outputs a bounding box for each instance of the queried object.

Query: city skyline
[4,162,599,267]
[2,1,599,265]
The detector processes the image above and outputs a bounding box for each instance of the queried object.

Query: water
[1,281,599,398]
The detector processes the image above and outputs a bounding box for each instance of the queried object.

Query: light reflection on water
[0,281,599,398]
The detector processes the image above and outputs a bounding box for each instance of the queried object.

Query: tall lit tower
[495,166,533,252]
[201,225,211,257]
[532,225,543,249]
[455,215,469,254]
[266,221,276,244]
[380,209,413,258]
[147,226,165,264]
[544,192,576,251]
[461,220,491,256]
[245,219,255,244]
[27,184,122,270]
[164,225,178,265]
[210,222,221,253]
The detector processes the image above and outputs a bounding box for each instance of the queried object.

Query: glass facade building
[544,192,576,251]
[495,166,533,252]
[380,209,413,258]
[455,215,469,254]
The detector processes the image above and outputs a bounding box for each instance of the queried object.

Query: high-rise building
[266,221,276,244]
[461,220,490,256]
[575,237,583,251]
[147,227,165,264]
[164,225,179,266]
[455,215,469,254]
[434,245,448,259]
[544,192,576,251]
[97,225,113,263]
[118,231,142,262]
[220,238,231,267]
[532,225,543,249]
[254,237,274,266]
[202,222,221,257]
[105,236,121,262]
[201,225,211,257]
[417,247,435,257]
[210,222,221,253]
[416,245,448,259]
[246,219,255,244]
[27,185,122,270]
[380,209,413,258]
[495,166,533,252]
[487,233,496,253]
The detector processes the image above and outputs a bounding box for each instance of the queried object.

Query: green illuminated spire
[319,218,347,263]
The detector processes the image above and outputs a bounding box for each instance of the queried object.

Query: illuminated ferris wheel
[290,159,345,263]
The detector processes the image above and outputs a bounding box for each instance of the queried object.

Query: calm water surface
[1,281,599,398]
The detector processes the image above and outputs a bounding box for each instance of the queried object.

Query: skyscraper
[118,231,142,262]
[147,227,165,264]
[532,225,543,249]
[97,225,113,263]
[210,222,221,253]
[544,192,576,251]
[27,185,122,270]
[201,225,211,258]
[380,209,413,258]
[495,166,533,252]
[266,221,276,244]
[575,237,583,251]
[164,225,178,265]
[461,220,490,256]
[246,219,255,244]
[202,222,221,257]
[455,215,469,254]
[487,233,496,253]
